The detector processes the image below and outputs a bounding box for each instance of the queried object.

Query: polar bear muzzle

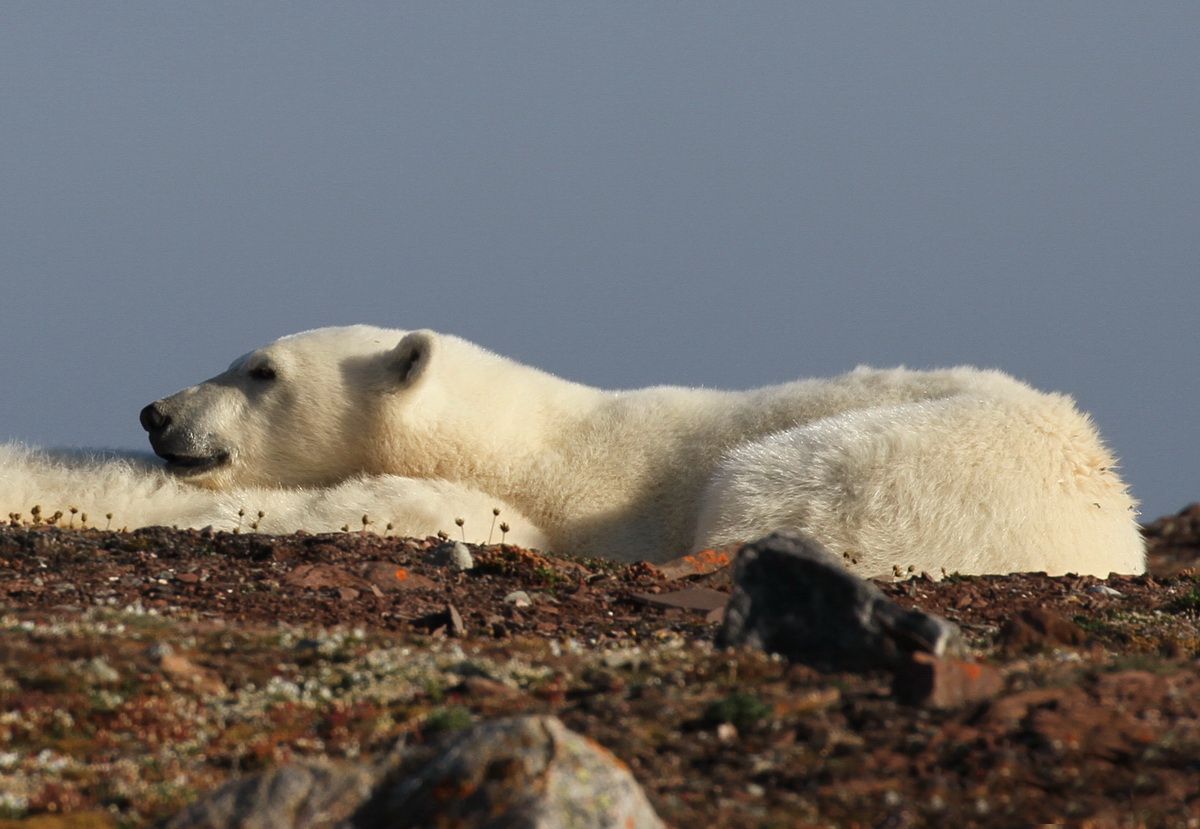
[139,401,231,476]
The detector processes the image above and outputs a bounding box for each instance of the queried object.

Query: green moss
[1166,587,1200,615]
[703,692,773,730]
[423,705,474,737]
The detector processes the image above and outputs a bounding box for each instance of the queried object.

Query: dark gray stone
[717,530,965,672]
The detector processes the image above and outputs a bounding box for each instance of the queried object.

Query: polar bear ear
[387,330,437,388]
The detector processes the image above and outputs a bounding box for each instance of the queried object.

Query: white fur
[0,443,546,546]
[695,391,1144,577]
[138,325,1143,576]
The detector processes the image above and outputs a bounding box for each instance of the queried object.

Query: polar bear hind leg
[693,393,1143,578]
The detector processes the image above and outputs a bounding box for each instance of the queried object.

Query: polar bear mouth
[162,453,230,475]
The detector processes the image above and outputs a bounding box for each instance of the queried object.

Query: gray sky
[1,3,1196,521]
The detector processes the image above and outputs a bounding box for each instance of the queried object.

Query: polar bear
[138,325,1144,577]
[0,443,545,545]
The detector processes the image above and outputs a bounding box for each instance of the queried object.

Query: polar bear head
[140,325,446,488]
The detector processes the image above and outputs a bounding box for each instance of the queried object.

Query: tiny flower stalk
[488,507,501,544]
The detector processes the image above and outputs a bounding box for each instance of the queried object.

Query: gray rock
[83,655,121,684]
[160,758,380,829]
[718,530,965,672]
[424,540,475,570]
[144,641,174,661]
[161,715,663,829]
[363,715,664,829]
[503,589,532,606]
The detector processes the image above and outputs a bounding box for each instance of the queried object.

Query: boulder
[161,715,663,829]
[362,715,664,828]
[718,530,965,672]
[159,759,378,829]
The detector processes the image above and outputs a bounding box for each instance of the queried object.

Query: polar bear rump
[694,393,1144,577]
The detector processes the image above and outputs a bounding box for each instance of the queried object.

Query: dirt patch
[2,503,1199,827]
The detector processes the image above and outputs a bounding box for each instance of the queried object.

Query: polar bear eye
[249,365,276,382]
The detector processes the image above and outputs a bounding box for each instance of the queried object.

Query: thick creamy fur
[0,443,545,546]
[138,325,1144,576]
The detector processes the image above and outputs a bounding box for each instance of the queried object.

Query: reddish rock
[974,677,1163,762]
[656,544,741,579]
[629,586,729,614]
[283,563,360,589]
[998,607,1088,651]
[361,562,436,591]
[892,652,1003,708]
[146,643,228,697]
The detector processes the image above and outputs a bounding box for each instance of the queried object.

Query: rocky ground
[1,503,1199,828]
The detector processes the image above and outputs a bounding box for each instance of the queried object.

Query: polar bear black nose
[140,402,170,433]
